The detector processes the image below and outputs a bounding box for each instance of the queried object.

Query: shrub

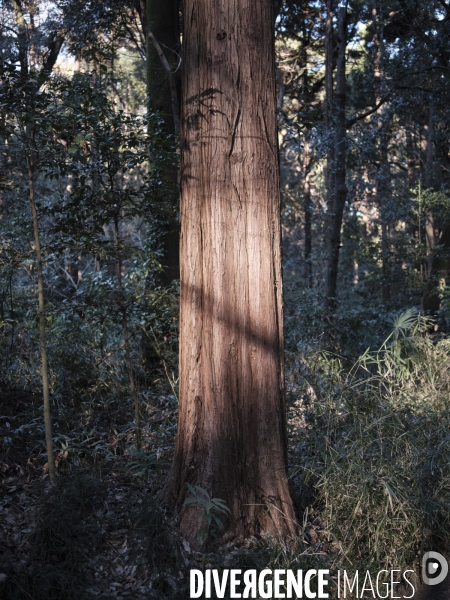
[296,311,450,571]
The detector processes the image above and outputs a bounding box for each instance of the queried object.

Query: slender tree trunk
[422,100,440,313]
[424,100,435,280]
[122,314,141,450]
[406,127,417,190]
[114,219,141,450]
[303,137,313,287]
[371,0,395,303]
[73,51,81,74]
[379,136,394,302]
[325,5,347,310]
[164,0,298,545]
[12,0,29,76]
[301,28,313,287]
[420,107,450,312]
[324,0,335,219]
[26,149,55,484]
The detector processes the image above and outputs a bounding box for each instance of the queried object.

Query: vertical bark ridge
[164,0,298,544]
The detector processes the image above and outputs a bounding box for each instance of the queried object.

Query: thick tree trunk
[139,0,181,375]
[164,0,298,545]
[145,0,180,285]
[325,5,347,310]
[146,0,180,133]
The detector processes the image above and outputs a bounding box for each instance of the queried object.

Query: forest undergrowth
[2,303,450,598]
[288,309,450,575]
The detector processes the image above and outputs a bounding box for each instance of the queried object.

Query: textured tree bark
[164,0,298,545]
[146,0,180,285]
[139,0,181,375]
[325,5,347,310]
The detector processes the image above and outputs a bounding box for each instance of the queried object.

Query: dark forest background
[1,1,450,598]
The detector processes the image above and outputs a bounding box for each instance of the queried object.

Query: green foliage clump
[0,70,179,416]
[183,484,231,547]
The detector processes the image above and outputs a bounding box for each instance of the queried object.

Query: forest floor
[0,386,184,599]
[0,381,335,600]
[0,384,445,599]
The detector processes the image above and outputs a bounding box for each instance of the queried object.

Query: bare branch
[123,22,146,60]
[346,94,390,129]
[39,32,65,80]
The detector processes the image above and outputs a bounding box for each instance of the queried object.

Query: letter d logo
[422,551,448,586]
